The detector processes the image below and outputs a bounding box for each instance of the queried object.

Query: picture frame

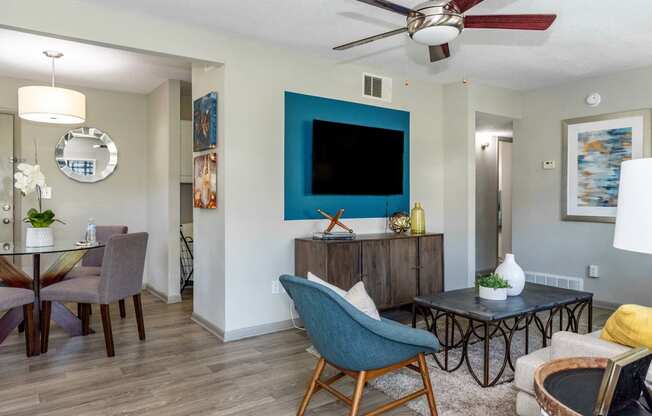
[193,91,217,152]
[593,347,652,415]
[193,152,217,209]
[562,110,651,223]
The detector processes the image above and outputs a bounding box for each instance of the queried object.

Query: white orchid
[14,163,46,196]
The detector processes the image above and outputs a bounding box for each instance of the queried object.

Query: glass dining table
[0,240,104,355]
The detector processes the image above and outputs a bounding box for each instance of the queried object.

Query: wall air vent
[363,73,392,102]
[525,271,584,291]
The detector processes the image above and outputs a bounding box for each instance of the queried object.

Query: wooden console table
[295,233,444,310]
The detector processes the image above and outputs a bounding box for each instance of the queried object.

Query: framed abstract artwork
[193,152,217,209]
[193,92,217,151]
[562,110,650,223]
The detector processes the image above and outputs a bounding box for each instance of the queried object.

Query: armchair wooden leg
[133,294,145,341]
[349,371,367,416]
[298,358,326,416]
[417,353,438,416]
[40,301,52,354]
[118,299,126,319]
[22,304,34,357]
[100,304,115,357]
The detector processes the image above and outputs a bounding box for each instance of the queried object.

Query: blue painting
[193,92,217,151]
[577,127,632,207]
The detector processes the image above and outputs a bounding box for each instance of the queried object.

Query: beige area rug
[308,311,588,416]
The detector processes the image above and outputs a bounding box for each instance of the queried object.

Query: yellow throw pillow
[601,304,652,349]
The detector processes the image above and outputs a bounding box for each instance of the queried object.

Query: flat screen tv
[311,119,404,195]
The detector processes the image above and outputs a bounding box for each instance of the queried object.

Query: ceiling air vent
[363,73,392,102]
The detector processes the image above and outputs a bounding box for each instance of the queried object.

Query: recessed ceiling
[0,28,192,94]
[76,0,652,90]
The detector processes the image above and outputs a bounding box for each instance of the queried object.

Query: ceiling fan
[334,0,557,62]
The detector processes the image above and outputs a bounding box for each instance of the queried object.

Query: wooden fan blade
[429,44,450,62]
[356,0,417,16]
[464,14,557,30]
[451,0,485,13]
[333,27,407,50]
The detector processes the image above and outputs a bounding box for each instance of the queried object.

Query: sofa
[514,330,652,416]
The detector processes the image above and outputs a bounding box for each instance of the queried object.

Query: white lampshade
[613,158,652,254]
[18,85,85,124]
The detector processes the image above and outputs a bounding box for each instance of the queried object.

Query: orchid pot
[14,163,64,247]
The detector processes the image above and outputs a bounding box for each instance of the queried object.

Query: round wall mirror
[55,127,118,183]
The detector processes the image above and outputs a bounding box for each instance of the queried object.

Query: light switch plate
[40,186,52,199]
[543,160,556,170]
[588,265,599,278]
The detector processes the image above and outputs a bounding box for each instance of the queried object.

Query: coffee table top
[414,283,593,321]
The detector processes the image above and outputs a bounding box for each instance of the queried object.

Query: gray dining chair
[65,225,128,318]
[40,232,148,357]
[0,287,36,356]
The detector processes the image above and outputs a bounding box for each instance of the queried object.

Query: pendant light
[18,51,86,124]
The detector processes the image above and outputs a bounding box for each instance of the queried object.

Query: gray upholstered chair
[65,225,128,318]
[41,232,148,357]
[0,287,36,356]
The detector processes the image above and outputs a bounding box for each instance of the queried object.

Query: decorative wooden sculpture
[317,208,354,233]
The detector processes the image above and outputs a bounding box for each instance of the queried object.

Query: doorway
[0,113,14,251]
[475,112,514,276]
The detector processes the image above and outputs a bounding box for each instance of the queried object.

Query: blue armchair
[280,275,441,416]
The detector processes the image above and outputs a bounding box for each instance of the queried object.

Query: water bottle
[86,218,96,243]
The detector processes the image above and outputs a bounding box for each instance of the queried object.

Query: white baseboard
[189,312,298,343]
[191,312,225,342]
[145,284,182,304]
[593,299,620,311]
[223,319,297,342]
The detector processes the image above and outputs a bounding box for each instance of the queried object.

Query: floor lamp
[614,158,652,255]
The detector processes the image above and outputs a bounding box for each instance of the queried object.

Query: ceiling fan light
[411,25,460,45]
[18,86,86,124]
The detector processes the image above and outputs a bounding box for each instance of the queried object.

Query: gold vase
[410,202,425,235]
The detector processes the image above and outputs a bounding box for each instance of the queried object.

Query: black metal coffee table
[413,283,593,387]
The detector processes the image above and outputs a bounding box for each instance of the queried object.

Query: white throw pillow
[307,272,381,321]
[345,281,381,321]
[307,272,347,297]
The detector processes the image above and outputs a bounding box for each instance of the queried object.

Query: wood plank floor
[0,292,611,416]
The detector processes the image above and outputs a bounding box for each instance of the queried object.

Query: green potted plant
[14,163,64,247]
[477,273,511,301]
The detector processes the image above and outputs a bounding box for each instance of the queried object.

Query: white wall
[221,46,444,337]
[515,66,652,307]
[191,63,226,332]
[146,80,181,303]
[0,75,148,271]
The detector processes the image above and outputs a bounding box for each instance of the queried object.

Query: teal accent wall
[284,91,410,220]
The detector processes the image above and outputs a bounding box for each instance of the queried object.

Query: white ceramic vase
[25,227,54,248]
[496,253,525,296]
[478,286,507,301]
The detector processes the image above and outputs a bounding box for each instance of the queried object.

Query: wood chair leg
[298,358,326,416]
[40,301,52,354]
[417,353,438,416]
[133,294,145,341]
[81,304,90,336]
[349,371,367,416]
[100,304,115,357]
[77,303,82,319]
[118,299,126,319]
[22,304,34,357]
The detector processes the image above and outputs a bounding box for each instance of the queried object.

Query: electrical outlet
[272,280,281,294]
[40,186,52,199]
[542,160,556,170]
[588,265,599,278]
